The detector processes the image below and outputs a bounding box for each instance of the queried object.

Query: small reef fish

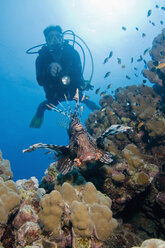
[117,58,122,64]
[126,75,131,80]
[156,62,165,69]
[160,20,164,25]
[121,65,126,69]
[107,84,112,89]
[109,51,113,58]
[134,73,138,77]
[137,55,143,62]
[160,51,165,56]
[85,95,90,100]
[143,79,147,84]
[142,33,146,38]
[104,72,111,78]
[100,91,106,97]
[147,9,152,17]
[122,26,127,31]
[134,67,138,71]
[109,111,115,116]
[23,89,133,175]
[95,88,100,94]
[155,5,159,8]
[161,7,165,11]
[135,27,139,31]
[103,57,109,64]
[143,48,150,55]
[137,121,144,131]
[143,59,148,69]
[103,51,113,64]
[151,22,155,26]
[131,57,134,63]
[154,152,165,158]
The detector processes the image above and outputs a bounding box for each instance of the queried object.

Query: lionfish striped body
[23,90,132,175]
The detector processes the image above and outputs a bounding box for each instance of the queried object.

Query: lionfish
[23,89,133,175]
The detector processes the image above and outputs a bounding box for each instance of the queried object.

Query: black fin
[55,156,75,175]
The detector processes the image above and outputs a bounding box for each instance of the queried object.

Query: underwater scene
[0,0,165,247]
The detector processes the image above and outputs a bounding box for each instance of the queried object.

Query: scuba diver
[30,25,99,128]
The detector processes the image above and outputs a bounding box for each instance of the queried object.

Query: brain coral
[132,238,165,248]
[39,182,117,241]
[0,177,20,225]
[0,150,13,181]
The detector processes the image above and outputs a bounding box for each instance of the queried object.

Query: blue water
[0,0,164,181]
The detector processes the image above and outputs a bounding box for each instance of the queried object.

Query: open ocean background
[0,0,165,181]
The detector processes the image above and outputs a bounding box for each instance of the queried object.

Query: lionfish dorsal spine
[47,89,83,121]
[46,103,71,119]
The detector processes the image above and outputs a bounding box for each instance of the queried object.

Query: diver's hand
[49,62,62,77]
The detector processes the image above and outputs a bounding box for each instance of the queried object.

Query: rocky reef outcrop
[142,28,165,112]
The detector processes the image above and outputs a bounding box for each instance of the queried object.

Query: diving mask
[46,31,63,48]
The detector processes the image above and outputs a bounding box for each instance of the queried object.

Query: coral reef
[132,238,165,248]
[1,77,165,246]
[0,150,13,181]
[39,182,117,245]
[142,28,165,112]
[0,170,117,247]
[84,84,165,238]
[0,177,20,239]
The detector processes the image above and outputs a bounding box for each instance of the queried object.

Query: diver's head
[44,25,63,49]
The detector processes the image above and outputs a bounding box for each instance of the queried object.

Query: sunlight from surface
[69,0,154,41]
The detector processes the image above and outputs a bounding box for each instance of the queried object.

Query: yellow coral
[122,144,144,169]
[132,238,165,248]
[90,203,117,241]
[60,182,78,205]
[82,182,98,205]
[39,182,117,242]
[0,178,20,224]
[39,190,64,238]
[0,150,13,181]
[71,201,93,237]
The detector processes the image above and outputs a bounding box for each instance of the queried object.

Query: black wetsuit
[36,42,84,103]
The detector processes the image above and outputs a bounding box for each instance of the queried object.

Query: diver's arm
[35,56,48,86]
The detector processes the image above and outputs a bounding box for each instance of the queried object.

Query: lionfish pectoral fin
[56,156,75,175]
[96,124,133,146]
[23,143,69,157]
[99,151,114,164]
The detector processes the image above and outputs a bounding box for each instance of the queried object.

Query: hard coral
[0,177,20,225]
[0,150,13,181]
[132,238,165,248]
[39,182,117,243]
[122,144,145,169]
[39,190,65,238]
[142,28,165,110]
